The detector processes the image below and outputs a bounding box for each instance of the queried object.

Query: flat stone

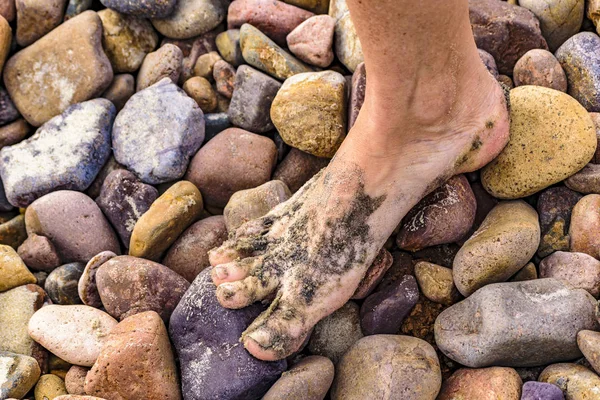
[45,262,84,305]
[513,49,567,92]
[98,9,158,73]
[481,86,596,199]
[215,29,243,67]
[151,0,227,39]
[263,356,334,400]
[0,351,41,399]
[4,11,113,127]
[540,251,600,297]
[34,374,67,400]
[271,70,346,158]
[84,311,181,400]
[348,62,366,130]
[414,261,461,306]
[99,0,176,18]
[183,76,217,113]
[185,127,278,208]
[520,0,584,51]
[113,78,205,184]
[360,275,419,336]
[435,279,599,367]
[521,381,565,400]
[64,365,88,395]
[0,99,115,207]
[453,201,540,297]
[539,363,600,398]
[169,268,286,399]
[537,186,582,257]
[331,335,441,400]
[129,180,202,260]
[163,215,228,282]
[16,0,67,47]
[287,15,335,68]
[25,191,120,263]
[240,23,312,81]
[469,0,548,74]
[213,59,236,98]
[556,32,600,112]
[78,251,115,309]
[570,194,600,258]
[28,305,117,367]
[17,233,61,272]
[96,169,158,247]
[136,44,183,91]
[228,65,282,133]
[437,367,522,400]
[0,244,35,292]
[328,0,363,72]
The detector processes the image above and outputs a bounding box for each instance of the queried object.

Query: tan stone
[192,51,222,82]
[0,15,10,74]
[282,0,329,14]
[136,43,182,92]
[3,11,113,127]
[34,374,67,400]
[570,194,600,259]
[0,244,35,291]
[539,363,600,398]
[0,214,26,250]
[263,356,334,400]
[84,311,181,400]
[182,76,217,113]
[16,0,66,47]
[509,262,538,282]
[64,366,88,395]
[437,367,522,400]
[129,180,203,261]
[414,261,461,305]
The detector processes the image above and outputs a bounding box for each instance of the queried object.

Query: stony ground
[1,0,600,399]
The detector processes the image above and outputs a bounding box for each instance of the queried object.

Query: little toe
[216,275,279,309]
[211,257,262,286]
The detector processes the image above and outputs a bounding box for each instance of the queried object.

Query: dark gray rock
[17,233,61,272]
[0,87,19,126]
[45,262,85,305]
[112,78,205,184]
[96,169,158,247]
[169,268,286,400]
[204,113,231,142]
[0,177,13,211]
[521,381,565,400]
[360,275,419,336]
[228,65,281,133]
[0,99,115,207]
[100,0,177,18]
[64,0,92,20]
[536,186,582,257]
[435,278,599,368]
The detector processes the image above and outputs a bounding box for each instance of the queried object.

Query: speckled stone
[113,78,205,184]
[3,11,113,127]
[151,0,227,39]
[98,9,158,73]
[169,268,287,399]
[96,256,190,322]
[28,305,117,367]
[64,365,88,395]
[0,214,27,250]
[271,70,346,158]
[482,86,596,199]
[0,351,41,399]
[44,263,84,305]
[437,367,522,400]
[435,279,599,368]
[78,251,115,308]
[215,29,243,67]
[192,51,222,81]
[136,43,183,91]
[96,169,158,247]
[414,261,461,305]
[240,23,312,81]
[16,0,67,47]
[539,363,600,398]
[0,99,115,207]
[0,244,35,292]
[84,311,181,400]
[540,251,600,297]
[328,0,363,72]
[99,0,176,18]
[263,356,334,400]
[183,76,217,113]
[228,0,313,46]
[228,65,281,133]
[570,194,600,259]
[556,32,600,112]
[521,381,565,400]
[17,233,61,272]
[513,49,567,92]
[34,374,67,400]
[520,0,584,51]
[25,191,121,263]
[287,15,335,68]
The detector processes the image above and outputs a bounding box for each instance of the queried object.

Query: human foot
[208,65,509,361]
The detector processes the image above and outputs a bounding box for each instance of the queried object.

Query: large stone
[287,15,335,68]
[15,0,66,47]
[113,78,205,184]
[0,244,35,292]
[435,279,599,367]
[469,0,548,74]
[452,201,540,296]
[99,0,177,18]
[540,251,600,297]
[328,0,363,72]
[482,86,596,198]
[271,70,346,158]
[25,191,120,263]
[151,0,227,39]
[28,305,118,367]
[169,268,287,399]
[519,0,584,51]
[136,44,183,91]
[570,194,600,259]
[437,367,522,400]
[513,49,568,92]
[84,311,181,400]
[3,11,113,127]
[0,99,115,207]
[0,351,41,399]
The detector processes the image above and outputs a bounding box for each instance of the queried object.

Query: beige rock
[16,0,66,47]
[136,43,183,91]
[328,0,363,72]
[0,214,26,250]
[453,201,540,296]
[482,86,596,199]
[570,194,600,259]
[34,374,67,400]
[192,51,222,82]
[101,74,134,111]
[28,305,118,367]
[0,244,35,292]
[3,11,113,127]
[437,367,522,400]
[182,76,217,113]
[0,351,41,399]
[0,15,10,74]
[263,356,334,400]
[539,363,600,398]
[151,0,227,40]
[64,366,88,395]
[414,261,460,305]
[520,0,584,51]
[578,330,600,375]
[540,251,600,297]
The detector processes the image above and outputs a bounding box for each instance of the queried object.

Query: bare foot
[209,61,509,361]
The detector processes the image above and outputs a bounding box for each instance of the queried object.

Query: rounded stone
[99,0,177,18]
[578,330,600,375]
[28,305,118,367]
[414,261,460,305]
[151,0,227,39]
[183,76,217,113]
[540,251,600,297]
[565,163,600,193]
[271,70,346,158]
[331,335,441,400]
[273,148,329,194]
[45,263,84,305]
[213,59,236,99]
[329,0,363,72]
[192,51,222,82]
[113,78,205,184]
[77,251,116,309]
[0,244,35,292]
[25,191,120,263]
[16,0,67,47]
[513,49,568,91]
[136,44,183,92]
[539,363,600,398]
[452,201,540,296]
[519,0,584,51]
[129,180,203,261]
[510,262,538,282]
[85,156,125,200]
[263,356,334,400]
[437,367,522,400]
[482,86,596,198]
[0,214,26,251]
[521,381,565,400]
[101,74,134,112]
[287,15,335,68]
[215,30,243,67]
[185,128,278,209]
[64,365,88,395]
[34,374,67,400]
[0,120,30,150]
[570,194,600,259]
[96,256,190,322]
[0,351,41,399]
[17,233,61,273]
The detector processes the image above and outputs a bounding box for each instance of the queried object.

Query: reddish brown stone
[17,233,61,272]
[213,60,236,99]
[437,367,522,400]
[513,49,567,92]
[352,248,393,300]
[348,62,366,130]
[272,148,329,194]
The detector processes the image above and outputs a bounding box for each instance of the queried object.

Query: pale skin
[209,0,511,361]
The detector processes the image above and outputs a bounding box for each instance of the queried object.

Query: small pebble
[64,0,91,20]
[151,0,227,39]
[192,51,222,81]
[539,363,600,398]
[437,367,522,400]
[34,374,67,400]
[282,0,328,14]
[136,44,183,92]
[85,157,125,200]
[77,251,116,309]
[537,186,582,257]
[45,263,84,305]
[100,74,135,111]
[287,15,335,68]
[0,0,15,21]
[570,194,600,259]
[521,381,565,400]
[513,49,568,91]
[203,112,231,142]
[273,148,329,193]
[510,262,538,282]
[15,0,67,47]
[215,29,243,67]
[183,76,217,113]
[0,120,30,150]
[0,215,27,251]
[213,59,236,99]
[17,234,61,273]
[414,261,461,306]
[64,366,88,395]
[0,244,35,292]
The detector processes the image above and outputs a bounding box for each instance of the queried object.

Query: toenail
[215,266,228,279]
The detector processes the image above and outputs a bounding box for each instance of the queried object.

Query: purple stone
[360,275,419,335]
[521,381,564,400]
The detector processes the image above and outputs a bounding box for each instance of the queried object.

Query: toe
[208,242,242,266]
[216,275,279,309]
[211,257,262,286]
